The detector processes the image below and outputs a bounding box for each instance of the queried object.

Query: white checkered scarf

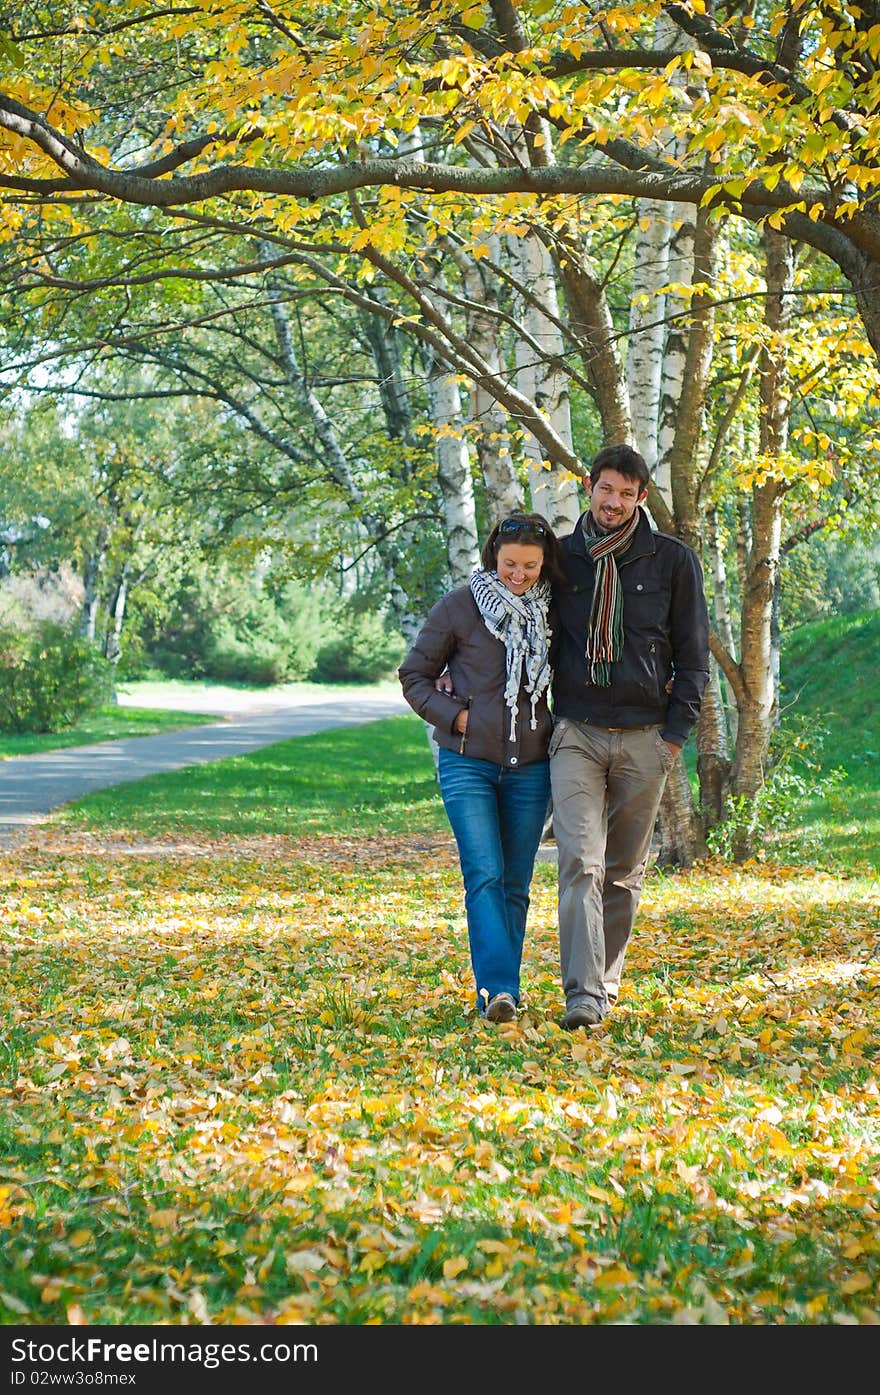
[469,570,552,742]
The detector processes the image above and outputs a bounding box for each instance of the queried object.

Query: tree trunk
[656,755,706,868]
[705,506,738,745]
[457,242,524,520]
[104,565,129,667]
[491,28,581,533]
[507,228,581,532]
[656,213,717,864]
[78,523,110,641]
[420,322,480,586]
[359,287,414,443]
[655,211,696,511]
[626,204,670,471]
[696,661,731,831]
[653,13,699,511]
[850,251,880,366]
[557,246,632,447]
[727,230,794,857]
[669,213,717,551]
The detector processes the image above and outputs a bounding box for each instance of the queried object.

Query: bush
[141,568,328,683]
[311,608,406,683]
[0,622,114,733]
[205,614,295,686]
[705,713,848,860]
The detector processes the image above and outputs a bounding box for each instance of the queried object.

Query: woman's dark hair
[481,511,566,586]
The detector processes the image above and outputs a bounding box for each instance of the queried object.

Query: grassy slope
[779,610,880,873]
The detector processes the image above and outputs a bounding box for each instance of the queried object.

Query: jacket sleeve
[398,594,466,735]
[664,545,711,747]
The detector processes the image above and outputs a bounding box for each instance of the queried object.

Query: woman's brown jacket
[398,585,554,770]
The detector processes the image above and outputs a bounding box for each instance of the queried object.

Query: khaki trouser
[549,719,675,1016]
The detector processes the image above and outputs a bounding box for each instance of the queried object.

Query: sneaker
[563,1001,603,1029]
[485,992,517,1023]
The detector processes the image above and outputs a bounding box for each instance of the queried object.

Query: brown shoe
[486,992,517,1023]
[563,1001,603,1029]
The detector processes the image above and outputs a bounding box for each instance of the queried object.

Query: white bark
[507,230,580,532]
[653,13,699,510]
[655,210,696,510]
[104,564,129,667]
[626,206,670,472]
[78,523,110,641]
[458,244,523,520]
[499,77,581,533]
[421,324,480,585]
[403,127,481,580]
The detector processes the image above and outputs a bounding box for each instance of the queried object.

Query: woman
[398,513,564,1022]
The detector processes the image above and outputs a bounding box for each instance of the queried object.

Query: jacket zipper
[459,696,473,754]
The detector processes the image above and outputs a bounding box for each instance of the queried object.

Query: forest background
[2,0,880,863]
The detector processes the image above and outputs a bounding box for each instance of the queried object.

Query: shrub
[142,569,328,683]
[705,713,848,860]
[0,622,114,733]
[205,615,293,685]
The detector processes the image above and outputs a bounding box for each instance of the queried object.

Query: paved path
[0,690,409,847]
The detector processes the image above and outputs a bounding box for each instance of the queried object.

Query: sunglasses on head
[498,518,547,538]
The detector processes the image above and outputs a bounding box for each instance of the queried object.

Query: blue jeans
[438,748,550,1010]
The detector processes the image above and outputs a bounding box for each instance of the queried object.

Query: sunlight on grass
[0,839,877,1326]
[55,716,447,840]
[0,706,220,760]
[118,677,403,708]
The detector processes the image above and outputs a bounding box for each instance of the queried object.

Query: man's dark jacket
[553,508,710,748]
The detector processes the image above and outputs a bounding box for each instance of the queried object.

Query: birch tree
[454,243,523,519]
[265,277,420,638]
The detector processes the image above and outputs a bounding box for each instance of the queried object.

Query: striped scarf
[469,570,552,741]
[583,506,641,686]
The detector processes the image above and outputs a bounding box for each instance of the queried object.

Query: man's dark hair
[589,444,649,491]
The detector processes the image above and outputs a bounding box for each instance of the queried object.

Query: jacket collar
[568,505,656,565]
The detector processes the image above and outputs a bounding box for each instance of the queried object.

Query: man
[550,444,709,1028]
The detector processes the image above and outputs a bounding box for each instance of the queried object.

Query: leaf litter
[0,832,878,1325]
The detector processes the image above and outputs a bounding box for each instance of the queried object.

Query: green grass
[1,842,877,1325]
[0,705,220,759]
[778,610,880,872]
[58,713,447,839]
[53,613,880,867]
[118,676,403,706]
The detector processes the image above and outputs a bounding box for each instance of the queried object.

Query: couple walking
[399,445,710,1028]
